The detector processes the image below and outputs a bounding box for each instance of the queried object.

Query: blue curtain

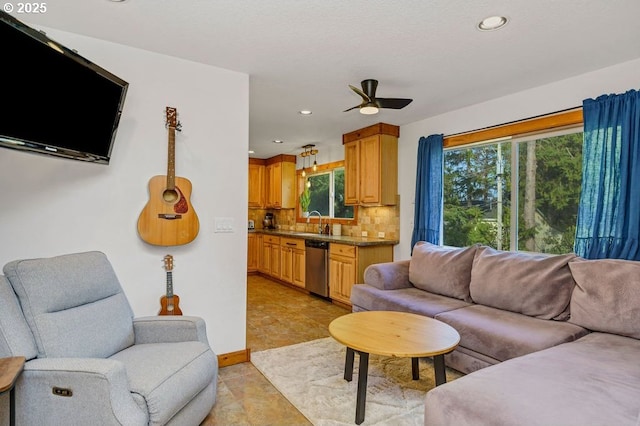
[574,89,640,260]
[411,134,443,251]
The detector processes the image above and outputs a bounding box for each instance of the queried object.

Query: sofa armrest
[18,358,146,425]
[133,316,209,345]
[364,260,412,290]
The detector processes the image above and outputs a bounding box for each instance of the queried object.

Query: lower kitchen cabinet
[281,237,305,288]
[329,243,393,306]
[249,232,394,304]
[259,235,281,279]
[247,233,258,273]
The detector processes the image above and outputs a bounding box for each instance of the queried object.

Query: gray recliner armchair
[0,251,218,425]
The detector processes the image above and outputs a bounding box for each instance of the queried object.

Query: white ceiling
[21,0,640,159]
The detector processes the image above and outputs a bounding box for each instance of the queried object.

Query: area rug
[251,337,462,425]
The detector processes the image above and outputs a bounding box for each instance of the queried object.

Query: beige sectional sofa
[350,242,640,425]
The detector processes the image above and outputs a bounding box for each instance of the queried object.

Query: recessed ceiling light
[299,110,312,115]
[478,15,508,31]
[272,140,283,144]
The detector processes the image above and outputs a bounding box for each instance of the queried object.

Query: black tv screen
[0,11,128,164]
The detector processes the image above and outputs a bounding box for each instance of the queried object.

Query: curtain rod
[444,106,583,139]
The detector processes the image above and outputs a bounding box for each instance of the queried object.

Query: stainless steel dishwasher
[305,240,329,297]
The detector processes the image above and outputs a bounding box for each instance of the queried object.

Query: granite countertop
[249,229,398,246]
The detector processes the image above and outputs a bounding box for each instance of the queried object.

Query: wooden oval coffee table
[329,311,460,425]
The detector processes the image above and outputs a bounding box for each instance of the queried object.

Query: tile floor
[201,274,350,425]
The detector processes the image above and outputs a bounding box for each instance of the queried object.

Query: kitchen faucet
[307,210,323,234]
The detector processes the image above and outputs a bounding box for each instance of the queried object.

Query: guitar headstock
[163,254,174,271]
[165,106,182,131]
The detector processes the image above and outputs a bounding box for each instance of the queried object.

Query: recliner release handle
[52,387,73,397]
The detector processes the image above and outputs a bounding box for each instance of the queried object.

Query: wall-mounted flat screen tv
[0,11,128,164]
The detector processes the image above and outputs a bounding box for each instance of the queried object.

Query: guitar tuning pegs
[176,121,183,132]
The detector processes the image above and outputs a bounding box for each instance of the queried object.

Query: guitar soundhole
[163,189,179,203]
[167,304,174,312]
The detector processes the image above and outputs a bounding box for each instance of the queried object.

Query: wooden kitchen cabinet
[247,233,258,272]
[329,243,394,306]
[292,245,306,288]
[248,159,265,208]
[329,245,356,305]
[343,123,399,206]
[343,140,360,205]
[280,237,305,288]
[259,235,281,278]
[265,155,296,209]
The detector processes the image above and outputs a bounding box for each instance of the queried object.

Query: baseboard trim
[217,348,251,367]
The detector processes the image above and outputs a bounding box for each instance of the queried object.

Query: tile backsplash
[248,204,400,240]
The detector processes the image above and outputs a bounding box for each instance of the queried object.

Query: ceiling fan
[344,79,413,115]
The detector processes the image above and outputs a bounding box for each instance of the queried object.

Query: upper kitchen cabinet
[265,154,296,209]
[248,158,265,208]
[248,155,296,209]
[343,123,399,206]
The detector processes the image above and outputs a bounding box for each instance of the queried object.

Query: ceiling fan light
[360,105,379,115]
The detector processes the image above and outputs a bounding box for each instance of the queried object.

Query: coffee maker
[262,212,275,229]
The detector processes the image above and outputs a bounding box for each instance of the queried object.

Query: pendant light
[300,144,319,176]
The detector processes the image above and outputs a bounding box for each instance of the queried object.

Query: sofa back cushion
[569,258,640,339]
[3,251,135,358]
[469,246,577,320]
[409,242,478,302]
[0,275,38,359]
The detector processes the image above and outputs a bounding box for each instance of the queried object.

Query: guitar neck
[166,126,176,190]
[166,271,174,298]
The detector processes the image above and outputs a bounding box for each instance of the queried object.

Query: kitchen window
[297,161,355,222]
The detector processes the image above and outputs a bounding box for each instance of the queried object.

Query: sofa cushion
[425,333,640,426]
[110,341,217,426]
[569,258,640,339]
[3,251,135,358]
[409,242,478,302]
[469,246,577,320]
[350,284,471,317]
[435,304,589,362]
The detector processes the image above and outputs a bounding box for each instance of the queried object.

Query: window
[298,163,354,221]
[443,114,583,254]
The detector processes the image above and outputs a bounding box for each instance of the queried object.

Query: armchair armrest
[133,316,209,345]
[18,358,146,425]
[363,260,412,290]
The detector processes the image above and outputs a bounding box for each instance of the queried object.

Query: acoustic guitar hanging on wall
[159,254,182,315]
[137,107,199,246]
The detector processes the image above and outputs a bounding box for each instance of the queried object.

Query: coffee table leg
[433,354,446,386]
[355,351,369,425]
[412,357,420,380]
[344,347,355,381]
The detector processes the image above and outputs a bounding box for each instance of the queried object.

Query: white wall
[0,28,249,355]
[396,58,640,261]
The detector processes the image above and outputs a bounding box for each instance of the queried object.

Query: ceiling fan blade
[343,105,362,112]
[376,98,413,109]
[349,85,371,102]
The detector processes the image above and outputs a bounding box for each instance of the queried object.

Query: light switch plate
[214,217,235,233]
